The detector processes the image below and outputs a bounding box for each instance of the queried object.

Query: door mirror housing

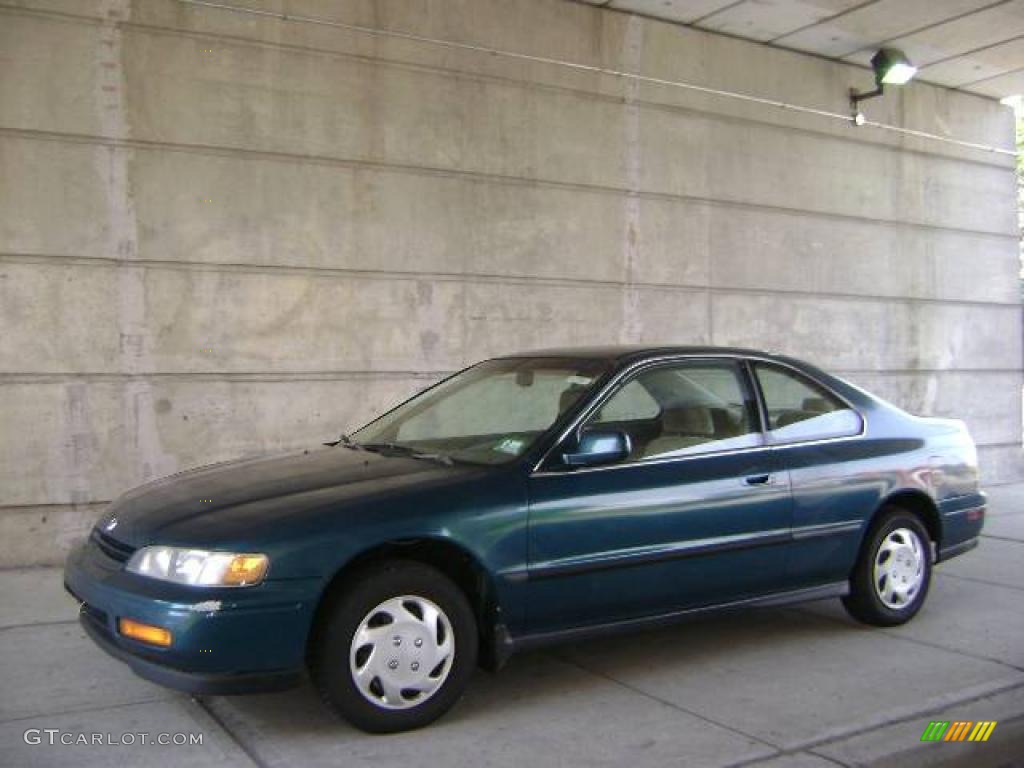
[562,430,631,467]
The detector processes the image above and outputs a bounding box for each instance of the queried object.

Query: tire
[311,560,478,733]
[842,506,932,627]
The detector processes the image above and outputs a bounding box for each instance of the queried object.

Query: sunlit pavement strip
[1,485,1022,766]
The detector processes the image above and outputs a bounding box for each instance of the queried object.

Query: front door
[749,361,871,589]
[525,358,793,633]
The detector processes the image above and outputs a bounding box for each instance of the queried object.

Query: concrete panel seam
[0,694,178,728]
[5,3,1010,171]
[0,369,1019,385]
[1,252,1020,309]
[766,0,882,45]
[960,61,1024,89]
[620,14,643,344]
[939,572,1024,594]
[554,652,782,753]
[0,371,453,384]
[836,367,1024,375]
[730,674,1024,760]
[0,619,79,632]
[0,5,1015,172]
[792,604,1024,676]
[0,502,113,513]
[192,698,269,768]
[174,0,1020,158]
[0,2,105,27]
[837,0,1022,63]
[0,130,1017,241]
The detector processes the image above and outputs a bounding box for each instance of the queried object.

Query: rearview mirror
[562,430,631,467]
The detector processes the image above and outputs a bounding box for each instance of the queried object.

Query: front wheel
[311,560,478,732]
[842,507,932,626]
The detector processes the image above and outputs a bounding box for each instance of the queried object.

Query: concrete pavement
[2,486,1023,767]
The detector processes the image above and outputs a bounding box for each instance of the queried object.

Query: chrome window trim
[530,353,868,477]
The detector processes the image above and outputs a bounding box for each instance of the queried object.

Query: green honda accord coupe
[65,346,986,732]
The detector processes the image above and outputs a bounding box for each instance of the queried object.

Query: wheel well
[306,539,499,666]
[874,490,942,547]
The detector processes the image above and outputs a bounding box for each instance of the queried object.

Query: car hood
[98,446,483,548]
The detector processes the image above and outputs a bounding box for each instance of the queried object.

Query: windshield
[351,357,610,465]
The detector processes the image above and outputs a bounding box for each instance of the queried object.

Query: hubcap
[349,595,454,710]
[873,527,926,610]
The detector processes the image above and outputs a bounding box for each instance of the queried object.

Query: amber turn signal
[119,618,173,647]
[223,554,269,586]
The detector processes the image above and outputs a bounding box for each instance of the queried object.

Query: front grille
[90,529,136,564]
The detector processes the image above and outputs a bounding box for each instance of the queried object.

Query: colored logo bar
[920,721,997,742]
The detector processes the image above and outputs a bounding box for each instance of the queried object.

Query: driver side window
[593,380,659,423]
[584,362,763,463]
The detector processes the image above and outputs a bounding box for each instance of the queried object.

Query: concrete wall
[1,0,1020,566]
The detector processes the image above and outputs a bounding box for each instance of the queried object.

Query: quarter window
[581,362,763,463]
[592,380,659,423]
[753,364,862,443]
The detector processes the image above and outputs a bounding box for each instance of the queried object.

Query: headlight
[126,546,269,587]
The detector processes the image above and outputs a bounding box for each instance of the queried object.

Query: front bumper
[64,539,320,695]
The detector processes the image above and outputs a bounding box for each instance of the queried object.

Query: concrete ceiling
[574,0,1024,99]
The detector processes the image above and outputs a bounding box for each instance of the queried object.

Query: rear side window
[753,364,862,443]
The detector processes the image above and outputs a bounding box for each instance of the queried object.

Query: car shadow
[199,600,864,738]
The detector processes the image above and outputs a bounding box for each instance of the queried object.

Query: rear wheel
[311,560,478,732]
[842,507,932,626]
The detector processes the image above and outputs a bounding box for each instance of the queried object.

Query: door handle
[744,473,772,486]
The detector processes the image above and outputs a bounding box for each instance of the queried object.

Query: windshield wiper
[324,433,364,450]
[361,442,454,466]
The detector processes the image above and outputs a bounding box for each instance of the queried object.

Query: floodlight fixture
[850,48,917,124]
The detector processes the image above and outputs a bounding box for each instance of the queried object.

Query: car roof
[496,345,874,410]
[499,345,794,367]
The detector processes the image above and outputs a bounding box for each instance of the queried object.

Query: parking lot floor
[2,485,1023,767]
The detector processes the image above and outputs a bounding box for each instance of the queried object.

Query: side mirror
[562,430,631,467]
